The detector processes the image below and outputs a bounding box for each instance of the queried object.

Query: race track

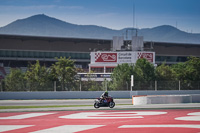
[0,99,132,106]
[1,109,200,133]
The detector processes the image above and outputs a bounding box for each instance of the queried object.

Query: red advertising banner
[95,53,117,62]
[137,52,154,62]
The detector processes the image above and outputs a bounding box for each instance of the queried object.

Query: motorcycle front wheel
[94,103,100,108]
[109,102,115,108]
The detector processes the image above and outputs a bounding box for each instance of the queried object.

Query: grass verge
[0,105,92,109]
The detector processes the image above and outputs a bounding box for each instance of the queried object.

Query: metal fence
[132,81,200,91]
[1,80,200,91]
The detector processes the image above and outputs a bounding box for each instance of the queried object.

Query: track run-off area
[0,109,200,133]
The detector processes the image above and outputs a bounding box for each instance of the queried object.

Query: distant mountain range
[0,14,200,44]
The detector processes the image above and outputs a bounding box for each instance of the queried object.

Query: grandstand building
[0,34,200,78]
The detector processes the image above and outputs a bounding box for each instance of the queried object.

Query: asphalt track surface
[1,99,200,132]
[0,99,132,106]
[1,109,200,133]
[0,99,200,112]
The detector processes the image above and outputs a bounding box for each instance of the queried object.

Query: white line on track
[0,125,33,132]
[59,111,167,119]
[30,125,104,133]
[0,113,56,119]
[119,125,200,129]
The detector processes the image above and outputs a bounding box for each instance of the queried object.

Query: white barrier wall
[133,95,193,105]
[0,90,200,100]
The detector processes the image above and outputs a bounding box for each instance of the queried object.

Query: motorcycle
[94,96,115,108]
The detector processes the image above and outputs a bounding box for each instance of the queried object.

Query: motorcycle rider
[100,91,108,103]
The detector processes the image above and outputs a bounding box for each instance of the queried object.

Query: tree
[184,56,200,81]
[4,68,26,91]
[110,63,134,90]
[155,63,177,90]
[25,60,50,91]
[171,62,186,81]
[109,59,156,90]
[172,56,200,81]
[155,62,176,81]
[50,57,77,91]
[132,58,156,90]
[171,57,200,90]
[133,58,155,81]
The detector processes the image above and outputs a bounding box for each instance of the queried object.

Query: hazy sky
[0,0,200,33]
